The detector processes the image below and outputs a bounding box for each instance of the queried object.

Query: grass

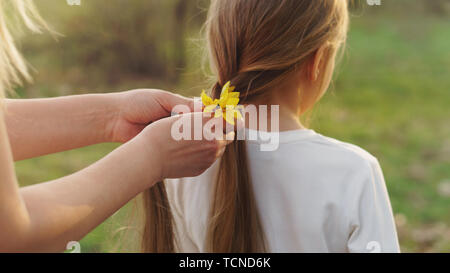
[14,3,450,252]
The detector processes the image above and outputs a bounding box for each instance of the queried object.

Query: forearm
[0,115,33,249]
[8,134,160,252]
[5,94,118,161]
[0,110,224,252]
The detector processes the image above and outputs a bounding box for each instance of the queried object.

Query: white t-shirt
[165,129,400,253]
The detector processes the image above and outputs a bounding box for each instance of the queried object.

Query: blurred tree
[173,0,188,81]
[29,0,206,86]
[422,0,450,16]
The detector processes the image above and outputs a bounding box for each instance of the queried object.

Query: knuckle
[208,140,220,152]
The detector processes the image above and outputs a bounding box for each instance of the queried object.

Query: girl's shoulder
[247,129,381,175]
[306,132,379,165]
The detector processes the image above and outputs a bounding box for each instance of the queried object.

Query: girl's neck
[246,98,305,132]
[278,108,305,131]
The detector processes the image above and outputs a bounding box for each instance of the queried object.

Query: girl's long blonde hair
[142,0,349,253]
[0,0,47,101]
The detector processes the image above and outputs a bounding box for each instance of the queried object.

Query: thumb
[161,92,195,113]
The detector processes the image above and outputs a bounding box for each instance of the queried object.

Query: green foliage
[20,0,206,92]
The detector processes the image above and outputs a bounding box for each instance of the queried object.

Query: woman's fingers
[139,112,239,180]
[157,90,195,113]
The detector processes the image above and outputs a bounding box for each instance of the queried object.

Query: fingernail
[226,131,236,141]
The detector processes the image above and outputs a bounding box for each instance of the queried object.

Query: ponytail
[141,183,175,252]
[206,131,267,252]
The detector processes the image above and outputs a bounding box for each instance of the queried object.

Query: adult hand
[4,89,196,160]
[132,112,235,181]
[109,89,195,143]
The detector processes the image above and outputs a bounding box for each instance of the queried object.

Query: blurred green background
[13,0,449,252]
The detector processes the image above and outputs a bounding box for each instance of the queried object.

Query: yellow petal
[219,95,228,109]
[221,81,231,96]
[204,104,218,113]
[228,92,240,98]
[219,81,232,103]
[201,90,214,106]
[214,109,223,118]
[226,98,240,107]
[219,93,228,105]
[223,111,235,125]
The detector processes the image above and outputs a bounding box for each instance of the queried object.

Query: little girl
[141,0,400,253]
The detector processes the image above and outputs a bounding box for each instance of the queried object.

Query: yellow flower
[201,81,243,125]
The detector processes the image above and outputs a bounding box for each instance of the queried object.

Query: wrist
[145,127,165,182]
[132,126,164,186]
[100,93,123,143]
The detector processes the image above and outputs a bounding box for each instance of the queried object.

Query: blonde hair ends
[0,0,47,101]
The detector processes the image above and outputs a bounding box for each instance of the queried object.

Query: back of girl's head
[206,0,349,102]
[141,0,349,253]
